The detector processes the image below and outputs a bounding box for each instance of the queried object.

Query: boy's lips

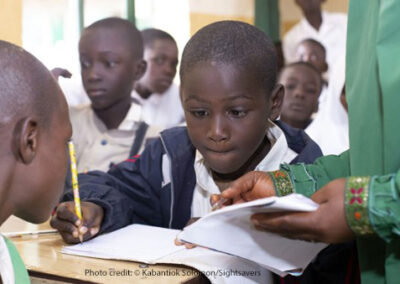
[87,89,107,96]
[290,103,305,111]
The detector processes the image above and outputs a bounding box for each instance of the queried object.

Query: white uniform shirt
[70,103,160,172]
[0,235,14,284]
[131,83,185,129]
[191,121,297,218]
[283,11,347,80]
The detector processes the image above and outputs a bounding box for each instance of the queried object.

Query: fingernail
[252,219,260,226]
[72,230,78,238]
[90,227,99,236]
[75,219,81,226]
[79,226,88,234]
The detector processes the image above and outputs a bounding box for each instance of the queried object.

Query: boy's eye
[306,88,319,95]
[228,109,247,118]
[153,56,166,65]
[106,61,117,68]
[80,60,91,68]
[285,83,296,91]
[190,110,209,118]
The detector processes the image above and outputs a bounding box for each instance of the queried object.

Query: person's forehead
[146,39,177,54]
[282,66,319,82]
[183,62,266,98]
[80,28,134,54]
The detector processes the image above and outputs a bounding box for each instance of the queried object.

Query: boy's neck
[304,9,323,31]
[94,96,132,130]
[212,136,271,187]
[135,84,153,100]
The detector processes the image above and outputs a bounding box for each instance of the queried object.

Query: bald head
[0,40,62,130]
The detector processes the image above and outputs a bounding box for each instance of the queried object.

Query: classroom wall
[189,0,254,35]
[0,0,22,45]
[188,0,348,36]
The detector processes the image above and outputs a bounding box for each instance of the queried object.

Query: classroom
[1,0,398,283]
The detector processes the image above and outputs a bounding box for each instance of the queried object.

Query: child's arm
[54,138,167,242]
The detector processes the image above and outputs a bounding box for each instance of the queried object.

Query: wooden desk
[11,233,206,284]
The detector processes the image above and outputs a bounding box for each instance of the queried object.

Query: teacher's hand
[251,178,356,243]
[221,171,276,204]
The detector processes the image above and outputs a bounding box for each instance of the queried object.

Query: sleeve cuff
[268,169,294,196]
[345,176,374,236]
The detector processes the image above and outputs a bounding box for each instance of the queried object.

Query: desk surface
[2,217,202,284]
[12,233,202,284]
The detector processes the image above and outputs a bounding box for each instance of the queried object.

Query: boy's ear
[322,61,328,73]
[133,59,147,81]
[269,84,285,121]
[13,117,39,164]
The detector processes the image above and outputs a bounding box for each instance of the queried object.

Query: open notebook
[62,194,327,283]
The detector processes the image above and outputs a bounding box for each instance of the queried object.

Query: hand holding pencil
[50,141,104,244]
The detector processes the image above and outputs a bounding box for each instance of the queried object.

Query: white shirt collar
[118,102,143,130]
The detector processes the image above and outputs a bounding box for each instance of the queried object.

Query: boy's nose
[87,66,101,82]
[293,88,306,99]
[207,116,229,143]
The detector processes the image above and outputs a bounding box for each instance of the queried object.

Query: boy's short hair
[141,28,176,48]
[84,17,143,59]
[180,20,277,92]
[299,38,326,58]
[279,61,323,91]
[0,40,59,129]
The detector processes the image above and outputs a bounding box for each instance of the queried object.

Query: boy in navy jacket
[51,21,322,242]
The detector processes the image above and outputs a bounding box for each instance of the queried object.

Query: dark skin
[220,171,355,244]
[176,61,284,248]
[79,27,146,129]
[295,0,326,31]
[51,26,148,243]
[279,65,321,129]
[52,61,284,244]
[182,62,283,182]
[295,41,328,73]
[135,39,178,99]
[0,62,72,226]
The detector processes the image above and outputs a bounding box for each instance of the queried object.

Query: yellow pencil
[68,140,83,243]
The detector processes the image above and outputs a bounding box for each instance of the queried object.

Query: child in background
[70,18,160,173]
[295,38,328,77]
[279,62,322,129]
[51,23,322,281]
[295,38,330,113]
[132,28,184,129]
[283,0,347,80]
[0,40,72,283]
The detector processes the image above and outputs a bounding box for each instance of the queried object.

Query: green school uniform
[3,237,30,284]
[267,1,400,283]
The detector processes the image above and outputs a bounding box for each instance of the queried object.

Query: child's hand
[174,218,199,249]
[250,178,355,243]
[51,68,72,81]
[221,171,276,204]
[50,201,104,244]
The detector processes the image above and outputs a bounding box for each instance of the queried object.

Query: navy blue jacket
[62,121,322,233]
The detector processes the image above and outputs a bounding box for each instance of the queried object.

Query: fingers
[251,211,320,242]
[222,171,275,203]
[51,68,72,80]
[174,237,197,249]
[51,201,103,243]
[222,172,260,200]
